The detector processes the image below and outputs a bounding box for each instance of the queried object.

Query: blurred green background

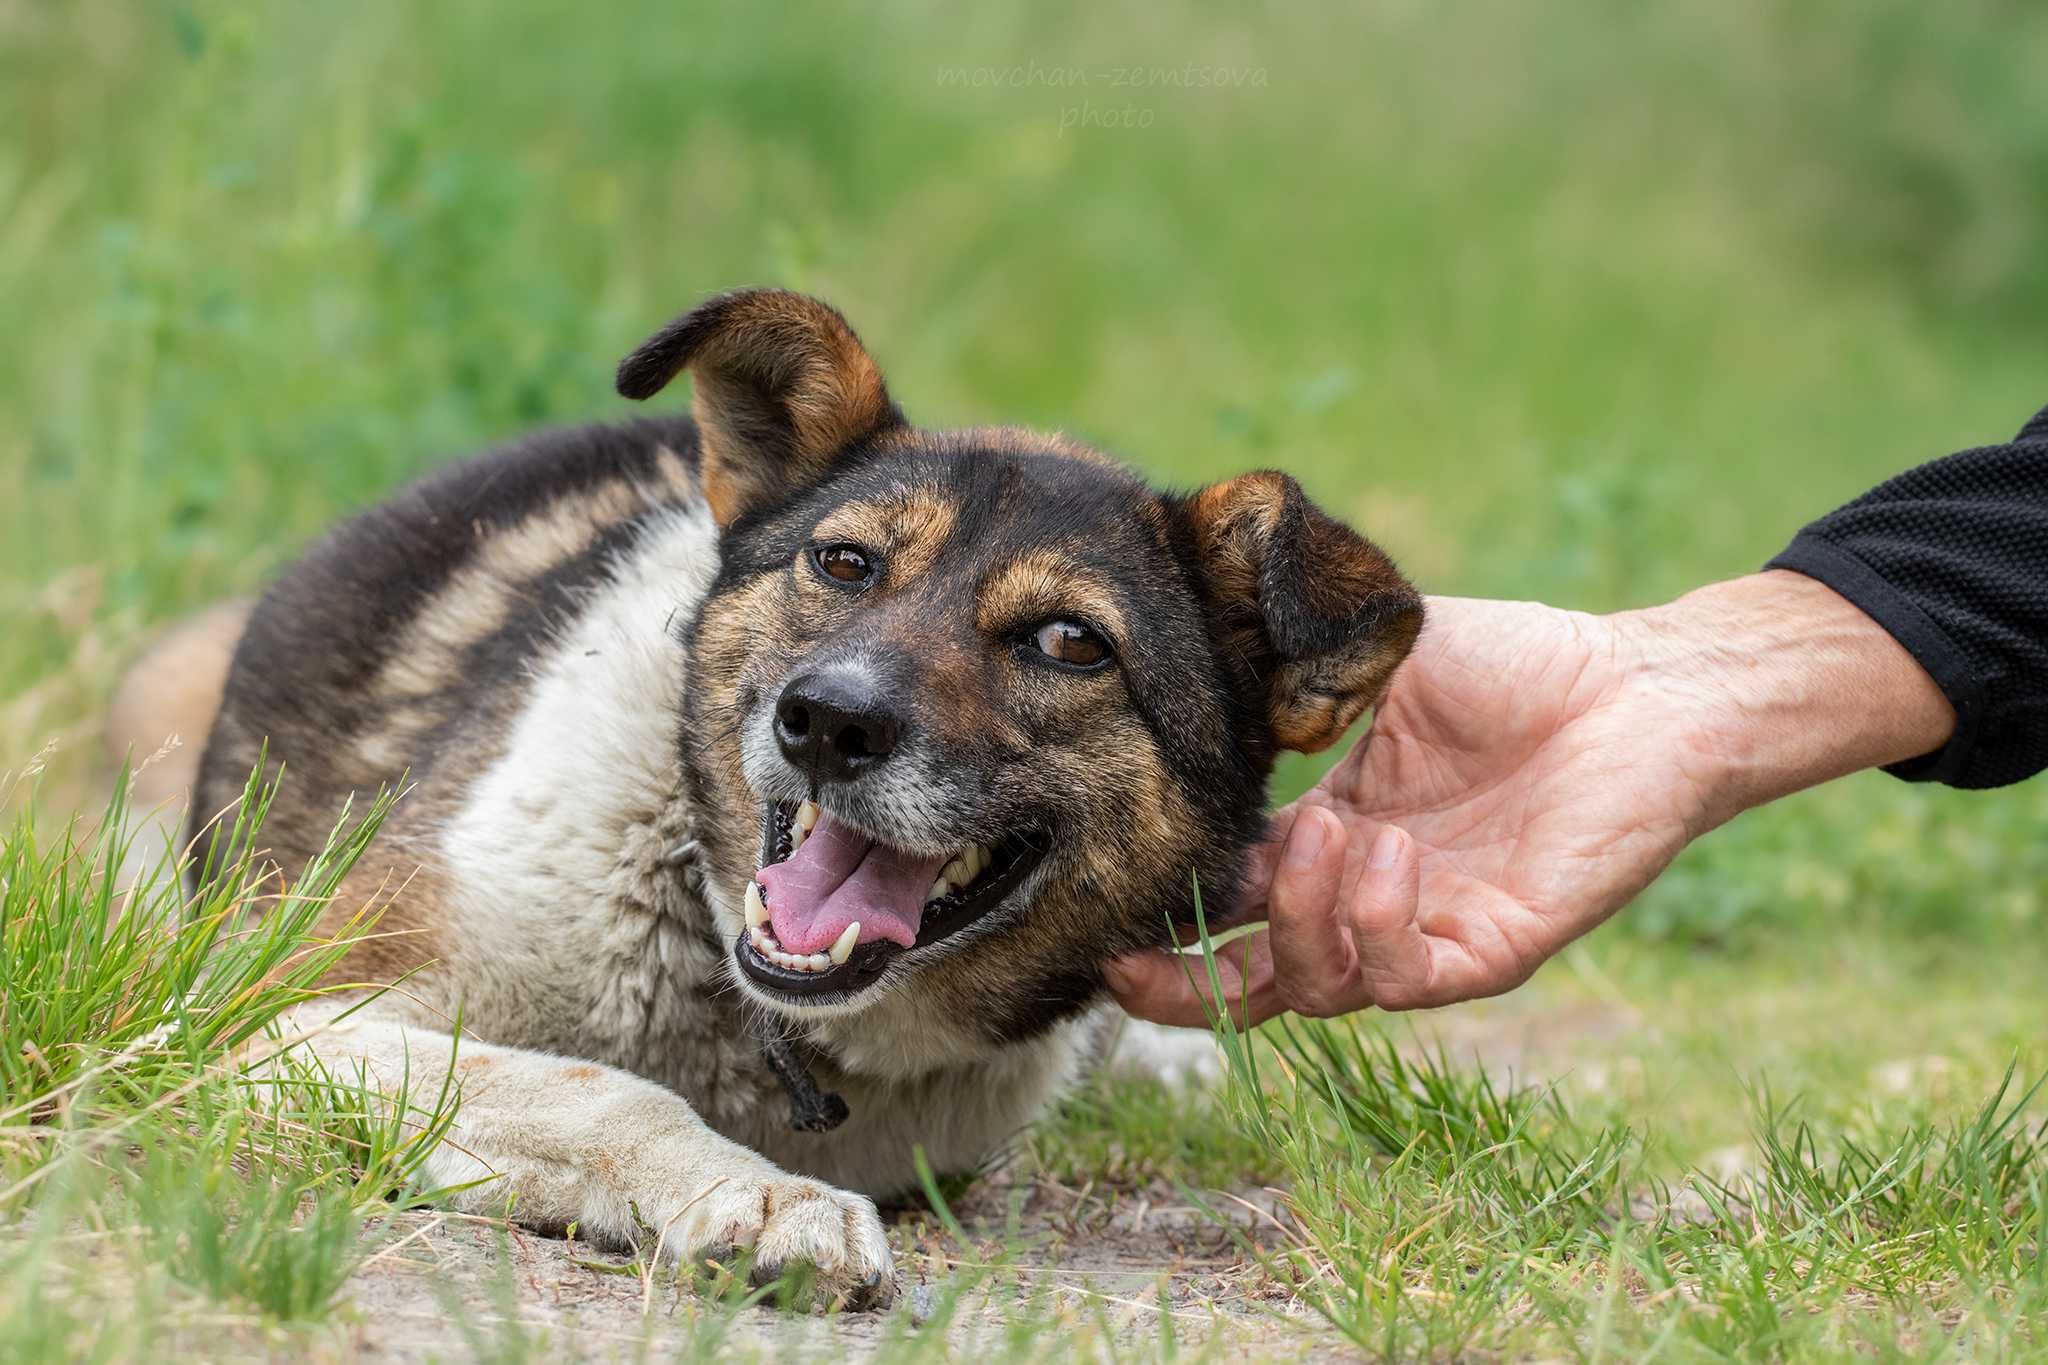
[4,0,2045,959]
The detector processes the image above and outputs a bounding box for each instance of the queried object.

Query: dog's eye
[1029,620,1111,670]
[811,544,874,587]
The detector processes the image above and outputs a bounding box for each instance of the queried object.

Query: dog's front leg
[278,997,896,1306]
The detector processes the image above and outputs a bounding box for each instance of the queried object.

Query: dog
[109,289,1422,1308]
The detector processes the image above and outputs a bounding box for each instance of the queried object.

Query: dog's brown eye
[1030,620,1111,669]
[812,544,873,586]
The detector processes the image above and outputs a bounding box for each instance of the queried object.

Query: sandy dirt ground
[321,1174,1302,1361]
[273,1001,1638,1361]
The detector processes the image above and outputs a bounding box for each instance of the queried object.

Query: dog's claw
[840,1267,893,1313]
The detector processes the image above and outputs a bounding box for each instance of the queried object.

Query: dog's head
[621,290,1421,1044]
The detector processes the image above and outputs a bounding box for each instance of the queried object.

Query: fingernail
[1284,808,1331,870]
[1368,824,1405,871]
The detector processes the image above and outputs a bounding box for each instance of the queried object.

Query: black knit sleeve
[1765,405,2048,789]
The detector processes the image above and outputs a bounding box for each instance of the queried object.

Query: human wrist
[1620,570,1957,829]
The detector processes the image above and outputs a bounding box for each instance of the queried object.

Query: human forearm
[1628,570,1957,832]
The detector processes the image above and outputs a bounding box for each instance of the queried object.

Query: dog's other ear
[1180,471,1423,755]
[616,289,903,524]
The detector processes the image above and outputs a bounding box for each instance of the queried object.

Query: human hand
[1106,573,1955,1025]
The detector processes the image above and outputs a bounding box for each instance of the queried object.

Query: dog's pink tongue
[756,812,948,954]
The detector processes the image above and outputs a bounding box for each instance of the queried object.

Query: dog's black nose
[774,672,902,781]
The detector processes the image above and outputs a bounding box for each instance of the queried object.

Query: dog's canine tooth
[745,880,770,929]
[796,799,820,833]
[790,823,808,853]
[926,877,950,904]
[829,922,860,966]
[942,856,972,886]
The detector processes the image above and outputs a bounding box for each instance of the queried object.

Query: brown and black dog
[111,289,1421,1306]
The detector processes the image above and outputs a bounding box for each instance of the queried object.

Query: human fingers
[1103,931,1281,1029]
[1343,826,1523,1010]
[1341,823,1435,1009]
[1267,806,1371,1017]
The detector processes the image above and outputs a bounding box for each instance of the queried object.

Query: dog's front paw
[661,1169,896,1310]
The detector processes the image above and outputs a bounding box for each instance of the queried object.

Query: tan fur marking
[975,551,1127,643]
[919,711,1196,1026]
[813,487,957,587]
[105,600,254,893]
[686,570,790,906]
[688,297,893,525]
[871,425,1125,471]
[810,503,895,556]
[106,600,253,813]
[651,444,697,499]
[1268,684,1362,755]
[318,853,445,985]
[350,708,436,777]
[1184,470,1421,754]
[1184,473,1285,605]
[1268,630,1420,753]
[373,479,649,702]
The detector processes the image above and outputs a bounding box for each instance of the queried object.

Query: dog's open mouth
[734,800,1046,999]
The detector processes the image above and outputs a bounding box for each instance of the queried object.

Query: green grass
[1018,886,2048,1359]
[6,0,2048,1358]
[0,769,464,1359]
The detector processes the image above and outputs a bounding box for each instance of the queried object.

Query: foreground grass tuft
[0,766,458,1356]
[1191,900,2048,1359]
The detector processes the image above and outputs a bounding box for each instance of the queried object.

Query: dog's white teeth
[796,799,820,833]
[748,914,852,974]
[752,928,831,972]
[789,823,807,853]
[935,844,992,894]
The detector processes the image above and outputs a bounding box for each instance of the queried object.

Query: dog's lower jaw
[658,832,842,1130]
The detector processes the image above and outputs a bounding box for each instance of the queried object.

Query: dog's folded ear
[1179,471,1424,755]
[617,289,903,524]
